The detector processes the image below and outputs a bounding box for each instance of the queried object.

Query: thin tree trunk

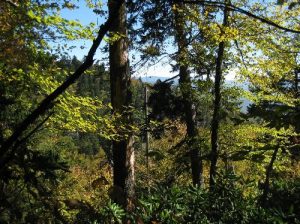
[294,67,300,133]
[0,1,124,171]
[108,0,135,211]
[209,1,229,188]
[260,145,279,207]
[144,86,150,190]
[173,1,203,186]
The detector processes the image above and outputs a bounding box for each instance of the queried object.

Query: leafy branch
[183,0,300,34]
[0,0,125,170]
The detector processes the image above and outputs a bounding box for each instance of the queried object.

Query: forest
[0,0,300,223]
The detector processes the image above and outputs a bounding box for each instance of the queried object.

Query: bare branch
[234,40,248,69]
[183,0,300,34]
[162,74,180,83]
[4,0,18,8]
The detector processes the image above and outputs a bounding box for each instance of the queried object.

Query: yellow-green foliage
[57,150,112,222]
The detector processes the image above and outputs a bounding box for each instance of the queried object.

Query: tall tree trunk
[108,0,135,211]
[209,2,229,188]
[173,1,203,186]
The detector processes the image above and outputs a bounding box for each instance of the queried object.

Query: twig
[234,40,248,69]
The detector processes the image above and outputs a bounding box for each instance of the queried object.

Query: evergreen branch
[183,0,300,34]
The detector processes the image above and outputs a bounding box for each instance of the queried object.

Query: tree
[173,0,203,186]
[0,0,125,221]
[0,0,124,171]
[108,0,135,211]
[210,1,229,187]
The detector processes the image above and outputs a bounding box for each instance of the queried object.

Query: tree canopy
[0,0,300,223]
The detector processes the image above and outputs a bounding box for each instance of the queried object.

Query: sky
[58,0,236,81]
[59,1,102,59]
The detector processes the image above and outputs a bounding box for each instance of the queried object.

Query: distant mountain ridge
[138,76,249,90]
[139,76,179,84]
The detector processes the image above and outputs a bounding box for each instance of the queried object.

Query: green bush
[265,178,300,223]
[131,172,300,223]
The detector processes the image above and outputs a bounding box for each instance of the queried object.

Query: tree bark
[209,1,229,188]
[173,1,203,186]
[0,1,124,171]
[108,0,135,211]
[294,68,300,133]
[260,145,279,207]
